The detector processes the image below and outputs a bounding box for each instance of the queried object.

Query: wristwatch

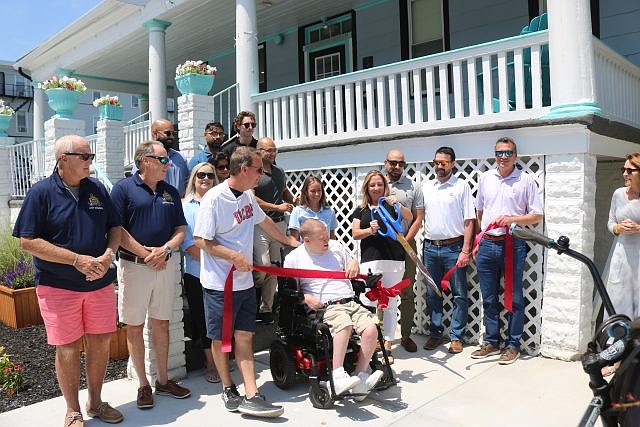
[106,248,116,263]
[163,245,172,260]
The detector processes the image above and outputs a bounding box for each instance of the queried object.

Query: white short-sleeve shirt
[421,175,475,240]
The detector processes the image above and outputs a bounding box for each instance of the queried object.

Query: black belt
[425,236,464,246]
[270,216,285,223]
[324,297,355,307]
[483,234,506,242]
[118,251,147,265]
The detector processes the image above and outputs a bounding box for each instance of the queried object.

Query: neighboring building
[0,61,33,143]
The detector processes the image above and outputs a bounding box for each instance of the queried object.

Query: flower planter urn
[45,88,82,119]
[175,73,215,96]
[0,114,11,137]
[98,104,123,121]
[0,285,43,329]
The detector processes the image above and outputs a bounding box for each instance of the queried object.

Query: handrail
[90,162,114,191]
[128,111,151,125]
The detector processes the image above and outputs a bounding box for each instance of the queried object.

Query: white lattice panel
[286,155,545,355]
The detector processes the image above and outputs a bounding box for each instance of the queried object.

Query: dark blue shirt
[12,173,121,292]
[110,173,187,252]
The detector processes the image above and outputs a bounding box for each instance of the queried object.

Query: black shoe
[238,394,284,418]
[257,312,274,324]
[222,384,242,412]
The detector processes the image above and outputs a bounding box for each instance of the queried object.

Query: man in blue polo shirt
[13,135,123,426]
[111,140,190,409]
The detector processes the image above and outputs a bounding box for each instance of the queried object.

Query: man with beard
[188,121,225,172]
[421,147,475,354]
[132,118,189,197]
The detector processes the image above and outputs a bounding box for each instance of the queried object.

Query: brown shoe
[401,336,418,353]
[470,343,501,359]
[155,379,191,399]
[448,340,463,354]
[86,402,123,424]
[136,385,154,409]
[498,347,520,365]
[423,337,444,350]
[65,412,83,427]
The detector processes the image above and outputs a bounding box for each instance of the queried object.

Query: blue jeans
[423,241,468,341]
[475,238,527,350]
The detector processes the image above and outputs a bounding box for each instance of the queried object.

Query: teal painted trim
[304,37,351,53]
[92,163,114,191]
[205,27,299,62]
[143,19,171,30]
[305,14,352,44]
[55,67,75,77]
[353,0,389,11]
[541,102,605,119]
[72,73,174,90]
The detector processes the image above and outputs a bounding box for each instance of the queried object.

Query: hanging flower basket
[175,60,217,96]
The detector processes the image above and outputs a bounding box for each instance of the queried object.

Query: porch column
[236,0,259,113]
[95,119,125,184]
[0,136,15,222]
[44,118,84,175]
[32,85,46,140]
[543,0,603,118]
[541,154,597,360]
[144,19,171,122]
[177,94,214,161]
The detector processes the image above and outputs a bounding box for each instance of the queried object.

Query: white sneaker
[352,370,384,402]
[332,369,361,396]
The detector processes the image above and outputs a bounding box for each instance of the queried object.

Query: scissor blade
[395,233,442,298]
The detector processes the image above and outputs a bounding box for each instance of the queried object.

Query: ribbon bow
[364,278,410,310]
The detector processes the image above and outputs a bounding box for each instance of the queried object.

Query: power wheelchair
[268,268,396,409]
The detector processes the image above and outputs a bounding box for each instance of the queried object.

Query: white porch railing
[6,139,45,198]
[90,162,114,191]
[593,37,640,129]
[212,83,238,134]
[86,133,98,156]
[124,116,151,167]
[253,31,550,147]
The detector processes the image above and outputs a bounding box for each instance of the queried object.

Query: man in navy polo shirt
[13,135,123,426]
[111,140,190,409]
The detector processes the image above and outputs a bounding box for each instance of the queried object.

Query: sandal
[382,349,394,365]
[205,369,220,383]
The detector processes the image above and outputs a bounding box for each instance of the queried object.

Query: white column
[177,94,215,161]
[32,85,46,140]
[0,136,15,222]
[543,0,602,118]
[236,0,259,113]
[541,153,597,360]
[95,119,125,184]
[144,19,171,122]
[44,118,85,175]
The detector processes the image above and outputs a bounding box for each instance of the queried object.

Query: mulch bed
[0,323,127,413]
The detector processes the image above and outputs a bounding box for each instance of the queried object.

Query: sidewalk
[0,337,598,427]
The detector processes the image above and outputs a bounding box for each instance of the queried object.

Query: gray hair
[54,135,82,161]
[134,141,163,170]
[229,146,257,175]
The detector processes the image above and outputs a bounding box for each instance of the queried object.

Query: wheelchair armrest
[280,287,305,303]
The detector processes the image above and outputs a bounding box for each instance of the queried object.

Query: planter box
[81,327,129,360]
[0,285,43,329]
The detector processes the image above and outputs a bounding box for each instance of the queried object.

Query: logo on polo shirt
[88,193,104,210]
[162,190,175,205]
[233,204,254,224]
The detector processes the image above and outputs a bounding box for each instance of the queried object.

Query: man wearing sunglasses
[383,149,424,353]
[111,141,191,409]
[472,137,543,365]
[253,137,296,324]
[188,121,226,172]
[222,111,258,158]
[13,135,124,425]
[421,147,475,354]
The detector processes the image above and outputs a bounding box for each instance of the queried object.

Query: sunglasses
[206,131,224,137]
[64,152,95,161]
[196,172,215,179]
[145,155,170,165]
[386,160,407,168]
[495,150,514,158]
[434,160,450,167]
[216,164,230,171]
[242,122,257,129]
[246,165,264,174]
[621,167,640,174]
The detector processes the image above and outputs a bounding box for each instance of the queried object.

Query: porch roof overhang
[15,0,364,94]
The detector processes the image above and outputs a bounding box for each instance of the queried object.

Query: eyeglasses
[145,155,170,165]
[216,164,230,171]
[495,150,514,158]
[246,165,264,174]
[206,131,224,137]
[242,122,257,129]
[621,167,640,174]
[196,172,215,179]
[159,130,176,137]
[64,152,95,161]
[434,160,450,167]
[259,148,278,154]
[386,160,407,168]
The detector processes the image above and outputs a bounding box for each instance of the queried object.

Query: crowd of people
[14,110,640,426]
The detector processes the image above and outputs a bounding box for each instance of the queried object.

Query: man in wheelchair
[283,219,384,400]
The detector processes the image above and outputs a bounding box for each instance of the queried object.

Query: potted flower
[175,60,217,96]
[0,99,14,137]
[0,346,24,397]
[93,95,123,121]
[39,75,87,119]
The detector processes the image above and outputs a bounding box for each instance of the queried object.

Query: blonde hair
[626,152,640,169]
[359,170,389,208]
[184,162,215,200]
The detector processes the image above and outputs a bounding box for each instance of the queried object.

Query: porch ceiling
[18,0,364,93]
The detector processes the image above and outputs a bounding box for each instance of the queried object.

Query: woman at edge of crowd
[288,176,338,241]
[181,162,219,383]
[208,152,230,185]
[351,170,412,365]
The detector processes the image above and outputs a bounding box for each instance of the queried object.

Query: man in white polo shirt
[471,137,543,365]
[421,147,475,354]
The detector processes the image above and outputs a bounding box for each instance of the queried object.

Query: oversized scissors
[372,197,442,297]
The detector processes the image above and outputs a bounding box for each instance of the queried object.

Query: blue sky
[2,0,101,62]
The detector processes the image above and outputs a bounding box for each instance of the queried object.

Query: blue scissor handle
[371,197,403,240]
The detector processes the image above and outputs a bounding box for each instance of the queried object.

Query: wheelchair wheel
[309,384,333,409]
[269,341,297,389]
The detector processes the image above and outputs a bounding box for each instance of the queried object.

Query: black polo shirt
[12,173,121,292]
[110,173,186,252]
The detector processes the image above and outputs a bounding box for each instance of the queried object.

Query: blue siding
[356,1,402,68]
[600,0,640,66]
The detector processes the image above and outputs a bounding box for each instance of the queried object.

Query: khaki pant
[252,220,287,313]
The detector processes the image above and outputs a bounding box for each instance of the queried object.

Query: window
[132,95,139,108]
[167,98,175,112]
[93,91,101,102]
[15,75,27,97]
[302,13,354,82]
[258,43,267,92]
[16,111,27,133]
[409,0,444,58]
[314,52,342,80]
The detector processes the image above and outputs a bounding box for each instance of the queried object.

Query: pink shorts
[36,284,117,346]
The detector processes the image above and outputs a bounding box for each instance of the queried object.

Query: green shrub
[0,224,34,289]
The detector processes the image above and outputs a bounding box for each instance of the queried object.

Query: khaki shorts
[322,301,376,336]
[117,255,179,325]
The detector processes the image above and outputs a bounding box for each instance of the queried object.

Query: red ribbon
[364,278,411,309]
[440,223,514,312]
[221,266,236,353]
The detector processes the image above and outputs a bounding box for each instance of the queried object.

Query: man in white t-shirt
[194,146,298,418]
[284,219,384,401]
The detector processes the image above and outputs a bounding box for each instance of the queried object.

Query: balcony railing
[212,83,238,135]
[254,31,550,147]
[124,115,151,167]
[0,83,34,98]
[5,139,45,198]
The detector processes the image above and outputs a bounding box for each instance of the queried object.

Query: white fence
[86,133,98,157]
[124,117,151,167]
[212,83,238,135]
[254,31,550,148]
[6,139,45,198]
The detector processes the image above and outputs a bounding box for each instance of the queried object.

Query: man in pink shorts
[13,135,123,426]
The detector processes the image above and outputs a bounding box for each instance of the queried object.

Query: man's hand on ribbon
[456,250,470,268]
[230,252,252,272]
